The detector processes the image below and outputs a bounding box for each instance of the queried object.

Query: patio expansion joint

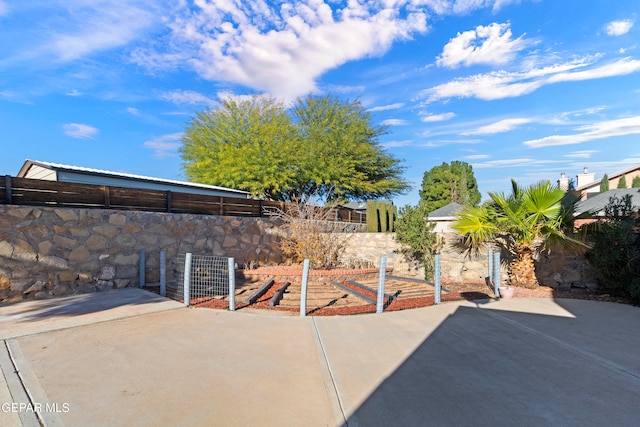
[311,317,349,427]
[476,304,640,383]
[1,339,64,427]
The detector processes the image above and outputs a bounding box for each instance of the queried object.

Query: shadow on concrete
[0,288,174,323]
[345,298,640,426]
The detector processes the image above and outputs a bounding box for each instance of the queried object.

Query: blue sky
[1,0,639,207]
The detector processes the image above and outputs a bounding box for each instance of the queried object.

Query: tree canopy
[419,161,481,212]
[180,94,409,203]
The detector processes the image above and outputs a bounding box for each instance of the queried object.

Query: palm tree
[453,180,585,288]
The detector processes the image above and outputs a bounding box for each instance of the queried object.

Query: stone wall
[0,204,598,305]
[0,205,285,304]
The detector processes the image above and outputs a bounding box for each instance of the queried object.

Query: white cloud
[464,154,491,160]
[133,1,428,101]
[382,119,408,126]
[45,1,159,62]
[369,103,405,112]
[0,1,8,17]
[472,157,563,169]
[463,117,531,135]
[383,139,414,148]
[605,20,634,36]
[143,133,183,158]
[63,123,98,139]
[565,150,598,159]
[421,112,456,122]
[437,22,531,68]
[524,115,640,148]
[160,90,217,107]
[126,107,140,116]
[424,56,640,102]
[65,89,82,97]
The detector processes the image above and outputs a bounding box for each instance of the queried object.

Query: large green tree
[181,95,409,203]
[419,161,481,212]
[453,180,585,288]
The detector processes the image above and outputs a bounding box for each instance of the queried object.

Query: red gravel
[146,280,632,316]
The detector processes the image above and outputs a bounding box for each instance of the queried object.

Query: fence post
[300,259,310,317]
[434,254,441,305]
[376,256,387,314]
[160,250,166,297]
[493,252,501,296]
[488,247,493,282]
[228,257,236,311]
[184,253,192,306]
[4,175,12,204]
[139,249,145,288]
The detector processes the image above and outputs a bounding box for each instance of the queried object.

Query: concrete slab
[0,288,185,339]
[1,297,639,426]
[15,309,339,427]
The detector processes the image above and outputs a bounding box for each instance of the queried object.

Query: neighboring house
[17,160,249,199]
[427,202,463,233]
[560,164,640,200]
[574,188,640,226]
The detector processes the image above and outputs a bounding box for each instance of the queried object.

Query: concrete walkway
[1,290,639,426]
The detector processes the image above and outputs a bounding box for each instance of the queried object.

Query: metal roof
[428,202,464,219]
[575,188,640,216]
[18,160,249,196]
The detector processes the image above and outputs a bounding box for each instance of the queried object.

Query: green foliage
[419,161,481,213]
[366,200,396,232]
[617,175,628,189]
[632,176,640,188]
[584,195,640,305]
[600,174,609,192]
[394,204,441,280]
[453,179,585,256]
[181,94,409,203]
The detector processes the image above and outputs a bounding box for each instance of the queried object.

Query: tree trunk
[509,246,539,288]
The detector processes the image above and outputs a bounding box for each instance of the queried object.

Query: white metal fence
[170,253,236,309]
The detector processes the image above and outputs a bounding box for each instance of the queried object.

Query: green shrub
[585,195,640,305]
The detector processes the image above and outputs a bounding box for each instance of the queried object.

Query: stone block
[93,224,119,238]
[58,271,78,282]
[109,213,127,226]
[69,245,91,263]
[115,279,129,289]
[34,291,51,300]
[96,280,114,291]
[10,280,31,292]
[86,235,108,250]
[0,241,13,258]
[8,207,33,219]
[54,209,79,221]
[39,256,70,270]
[114,233,137,248]
[99,265,116,280]
[24,280,46,294]
[51,283,72,296]
[53,235,77,249]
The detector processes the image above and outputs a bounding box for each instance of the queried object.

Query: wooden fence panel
[108,187,168,211]
[1,177,366,223]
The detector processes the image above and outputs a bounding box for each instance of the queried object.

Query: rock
[10,280,31,292]
[34,291,51,300]
[0,241,14,258]
[68,245,91,263]
[51,283,72,296]
[561,269,582,284]
[58,271,78,282]
[115,279,129,289]
[96,280,114,291]
[558,283,572,291]
[99,265,116,280]
[109,213,127,226]
[24,280,46,294]
[54,209,79,221]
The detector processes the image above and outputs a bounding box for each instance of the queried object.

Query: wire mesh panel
[170,253,231,305]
